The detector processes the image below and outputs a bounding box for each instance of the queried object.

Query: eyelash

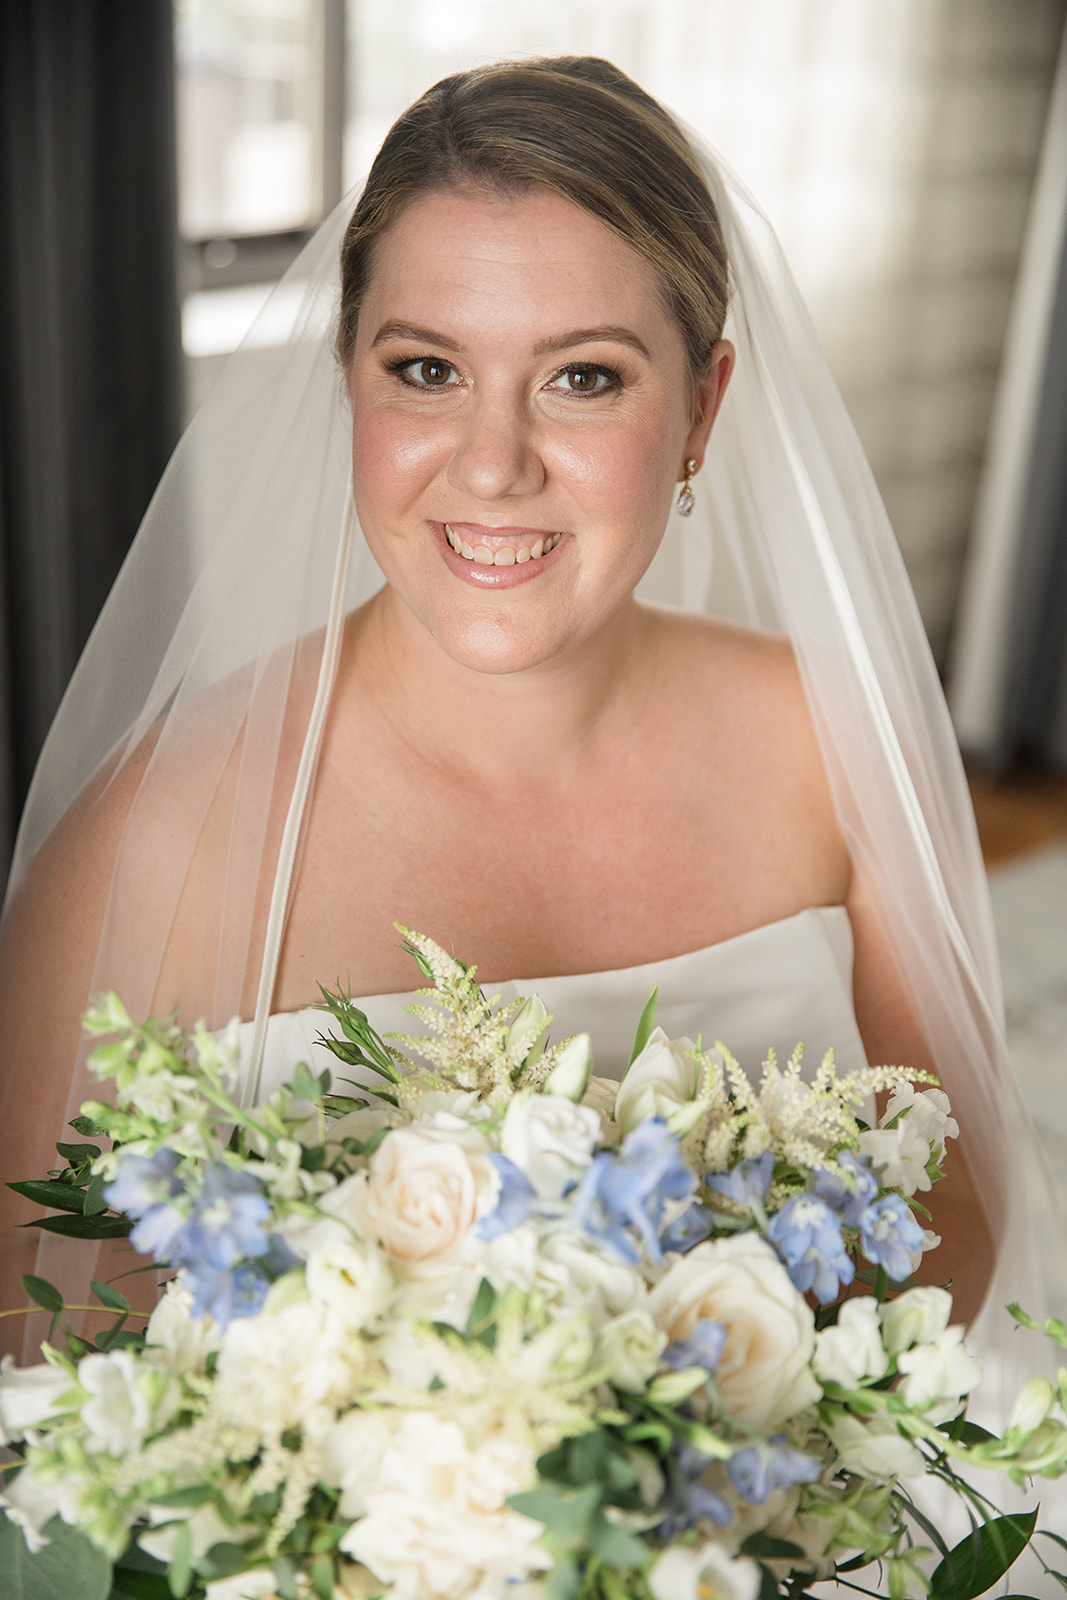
[384,355,623,397]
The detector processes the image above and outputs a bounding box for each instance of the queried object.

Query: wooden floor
[967,763,1067,867]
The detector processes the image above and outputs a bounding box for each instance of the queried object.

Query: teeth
[444,524,561,565]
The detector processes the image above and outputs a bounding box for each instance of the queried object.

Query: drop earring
[677,458,697,517]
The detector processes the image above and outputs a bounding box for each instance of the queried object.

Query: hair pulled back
[337,56,729,388]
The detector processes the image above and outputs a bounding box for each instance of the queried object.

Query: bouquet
[3,927,1067,1600]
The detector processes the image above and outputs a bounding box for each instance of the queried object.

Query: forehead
[355,186,680,352]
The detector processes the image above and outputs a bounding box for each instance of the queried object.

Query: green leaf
[758,1565,781,1600]
[166,1522,192,1598]
[110,1570,174,1600]
[585,1511,648,1568]
[286,1061,324,1103]
[30,1214,131,1240]
[91,1281,130,1314]
[69,1114,107,1138]
[547,1556,581,1600]
[940,1419,998,1447]
[271,1556,300,1600]
[7,1180,87,1213]
[929,1510,1039,1600]
[508,1483,601,1541]
[741,1534,806,1560]
[627,987,659,1067]
[55,1142,101,1164]
[83,1172,110,1217]
[465,1277,497,1339]
[21,1274,64,1313]
[0,1514,112,1600]
[311,1553,335,1600]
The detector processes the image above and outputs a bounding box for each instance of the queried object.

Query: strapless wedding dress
[239,905,868,1101]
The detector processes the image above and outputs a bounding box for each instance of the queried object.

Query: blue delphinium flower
[571,1118,694,1264]
[813,1150,879,1226]
[705,1150,773,1216]
[727,1437,821,1505]
[658,1442,732,1536]
[477,1154,537,1240]
[663,1317,727,1375]
[660,1201,713,1254]
[859,1194,925,1282]
[105,1148,186,1258]
[767,1194,854,1304]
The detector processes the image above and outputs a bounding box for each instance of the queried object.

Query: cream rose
[648,1236,820,1430]
[356,1128,497,1276]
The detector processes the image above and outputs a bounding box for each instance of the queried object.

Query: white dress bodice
[240,905,867,1102]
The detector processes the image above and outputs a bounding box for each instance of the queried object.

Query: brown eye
[565,368,600,392]
[418,358,453,386]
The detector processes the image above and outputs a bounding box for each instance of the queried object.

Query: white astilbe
[693,1045,937,1179]
[389,928,555,1103]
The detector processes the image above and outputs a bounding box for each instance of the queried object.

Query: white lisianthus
[596,1310,667,1392]
[214,1292,362,1435]
[896,1327,982,1422]
[649,1543,761,1600]
[339,1413,550,1599]
[305,1235,394,1327]
[537,1232,647,1326]
[78,1350,155,1455]
[143,1281,221,1376]
[614,1028,699,1135]
[828,1412,925,1480]
[501,1093,600,1197]
[354,1128,497,1276]
[858,1123,933,1196]
[884,1084,958,1161]
[140,1502,254,1565]
[204,1572,290,1600]
[648,1236,820,1431]
[542,1033,593,1100]
[0,1464,77,1554]
[506,994,551,1064]
[879,1286,953,1355]
[813,1297,888,1389]
[0,1354,74,1443]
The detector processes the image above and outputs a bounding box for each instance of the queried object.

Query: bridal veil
[2,61,1058,1407]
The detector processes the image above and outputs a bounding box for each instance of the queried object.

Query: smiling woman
[0,58,1047,1418]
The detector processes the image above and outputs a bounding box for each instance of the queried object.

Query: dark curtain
[0,0,182,871]
[1000,204,1067,769]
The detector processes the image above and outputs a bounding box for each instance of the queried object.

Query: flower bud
[507,995,550,1065]
[646,1367,708,1406]
[1009,1375,1055,1436]
[542,1033,592,1101]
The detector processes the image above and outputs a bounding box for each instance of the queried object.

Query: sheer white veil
[4,79,1058,1406]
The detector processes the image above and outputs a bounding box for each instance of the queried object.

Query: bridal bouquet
[3,929,1067,1600]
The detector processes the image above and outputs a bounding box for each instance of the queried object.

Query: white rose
[305,1235,394,1327]
[596,1310,667,1392]
[858,1124,933,1196]
[355,1128,497,1276]
[813,1297,887,1389]
[648,1236,820,1430]
[650,1543,760,1600]
[879,1286,953,1355]
[339,1413,550,1598]
[896,1327,982,1422]
[883,1085,958,1161]
[0,1355,74,1443]
[614,1028,699,1135]
[501,1094,600,1197]
[828,1412,925,1480]
[78,1350,153,1455]
[409,1091,486,1140]
[204,1573,289,1600]
[144,1281,221,1376]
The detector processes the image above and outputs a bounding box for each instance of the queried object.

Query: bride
[0,57,1041,1367]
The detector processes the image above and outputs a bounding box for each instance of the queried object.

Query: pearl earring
[677,458,697,517]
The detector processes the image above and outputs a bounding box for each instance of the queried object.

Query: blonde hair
[337,56,729,388]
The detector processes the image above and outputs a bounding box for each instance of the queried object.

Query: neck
[347,587,657,785]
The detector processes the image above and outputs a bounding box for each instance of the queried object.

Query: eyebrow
[370,320,651,360]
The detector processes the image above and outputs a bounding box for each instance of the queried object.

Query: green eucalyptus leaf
[30,1213,132,1240]
[0,1515,111,1600]
[7,1180,87,1213]
[55,1142,101,1164]
[20,1275,64,1313]
[83,1172,110,1216]
[929,1510,1038,1600]
[741,1534,806,1559]
[91,1281,129,1313]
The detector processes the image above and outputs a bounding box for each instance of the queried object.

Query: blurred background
[1,0,1066,1197]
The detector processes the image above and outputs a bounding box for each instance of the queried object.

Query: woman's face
[347,185,730,676]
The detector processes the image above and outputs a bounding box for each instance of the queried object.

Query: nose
[446,391,545,502]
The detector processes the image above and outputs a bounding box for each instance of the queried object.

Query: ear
[683,340,735,472]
